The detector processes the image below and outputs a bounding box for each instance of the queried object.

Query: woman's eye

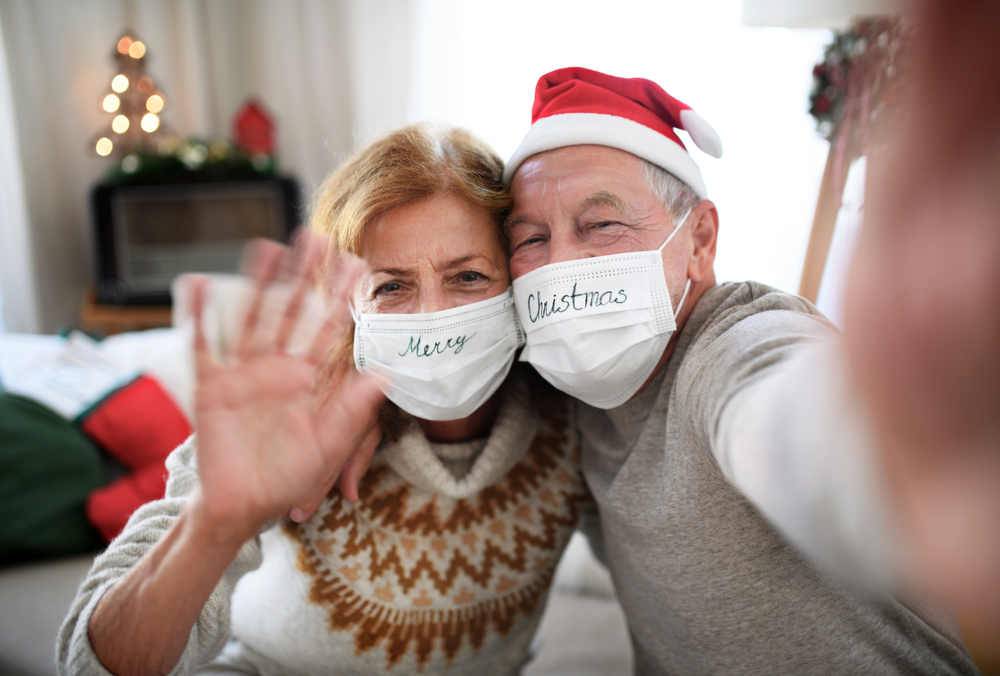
[593,221,619,229]
[373,282,401,297]
[458,271,487,284]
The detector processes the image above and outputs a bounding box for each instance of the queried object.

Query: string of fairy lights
[94,34,167,158]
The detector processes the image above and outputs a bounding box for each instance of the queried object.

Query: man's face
[507,145,686,288]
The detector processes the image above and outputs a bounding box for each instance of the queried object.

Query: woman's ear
[687,200,719,283]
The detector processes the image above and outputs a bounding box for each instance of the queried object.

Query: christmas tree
[93,33,169,160]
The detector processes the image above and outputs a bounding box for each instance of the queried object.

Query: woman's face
[355,193,510,314]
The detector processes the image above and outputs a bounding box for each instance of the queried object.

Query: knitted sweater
[58,369,589,676]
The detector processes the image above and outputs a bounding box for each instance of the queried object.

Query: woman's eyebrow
[372,267,414,277]
[442,254,488,269]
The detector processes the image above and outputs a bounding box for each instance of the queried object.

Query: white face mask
[511,210,692,409]
[353,289,525,421]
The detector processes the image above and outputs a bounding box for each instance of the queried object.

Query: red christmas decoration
[233,99,275,156]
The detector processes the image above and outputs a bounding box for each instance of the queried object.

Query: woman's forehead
[360,194,507,266]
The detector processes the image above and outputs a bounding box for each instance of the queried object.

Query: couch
[0,328,633,676]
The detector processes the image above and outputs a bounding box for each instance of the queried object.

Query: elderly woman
[59,125,588,676]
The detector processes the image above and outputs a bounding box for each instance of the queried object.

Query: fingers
[190,275,213,378]
[274,234,323,352]
[315,369,386,476]
[307,252,368,364]
[234,233,343,360]
[338,424,382,503]
[286,374,383,522]
[290,406,380,521]
[289,373,381,522]
[289,471,338,523]
[236,241,285,360]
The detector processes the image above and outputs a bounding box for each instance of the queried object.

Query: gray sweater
[578,281,980,676]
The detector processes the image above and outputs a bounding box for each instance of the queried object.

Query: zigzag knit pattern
[282,386,588,671]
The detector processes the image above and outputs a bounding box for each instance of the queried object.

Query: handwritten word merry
[398,333,476,357]
[526,282,628,323]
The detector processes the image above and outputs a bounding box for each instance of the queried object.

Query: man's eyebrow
[503,213,530,236]
[583,191,633,218]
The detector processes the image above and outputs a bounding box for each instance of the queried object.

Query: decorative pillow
[0,394,105,564]
[80,375,191,469]
[80,375,192,542]
[86,463,170,543]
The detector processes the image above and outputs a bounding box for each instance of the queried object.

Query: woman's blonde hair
[310,124,511,439]
[310,123,511,254]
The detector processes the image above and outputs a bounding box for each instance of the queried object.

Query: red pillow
[86,463,169,542]
[80,375,191,469]
[80,375,191,541]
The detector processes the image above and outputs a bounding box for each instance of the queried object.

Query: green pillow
[0,393,106,565]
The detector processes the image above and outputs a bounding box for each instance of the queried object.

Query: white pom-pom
[679,109,723,158]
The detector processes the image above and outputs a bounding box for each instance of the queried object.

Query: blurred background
[8,3,1000,675]
[0,0,860,335]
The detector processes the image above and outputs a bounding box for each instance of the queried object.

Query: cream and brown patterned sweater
[59,369,589,676]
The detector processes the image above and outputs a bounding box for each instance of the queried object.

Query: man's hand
[844,0,1000,638]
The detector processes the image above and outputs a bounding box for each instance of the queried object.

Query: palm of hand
[196,353,332,528]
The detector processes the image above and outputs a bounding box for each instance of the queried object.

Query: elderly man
[502,67,979,675]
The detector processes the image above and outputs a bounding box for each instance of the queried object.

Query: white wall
[0,0,831,332]
[409,0,831,294]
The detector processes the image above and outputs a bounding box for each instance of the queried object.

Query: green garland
[809,18,908,141]
[105,138,276,185]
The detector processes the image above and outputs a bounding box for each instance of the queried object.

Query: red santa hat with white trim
[503,67,723,199]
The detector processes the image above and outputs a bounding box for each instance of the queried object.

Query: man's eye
[514,235,545,250]
[593,221,619,229]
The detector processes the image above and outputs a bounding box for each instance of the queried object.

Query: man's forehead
[509,145,650,213]
[512,145,644,185]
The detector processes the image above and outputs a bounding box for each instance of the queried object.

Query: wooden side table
[79,287,173,335]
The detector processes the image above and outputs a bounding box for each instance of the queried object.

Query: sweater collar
[379,370,538,498]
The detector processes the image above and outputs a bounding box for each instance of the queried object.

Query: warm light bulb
[95,137,113,156]
[112,115,130,134]
[137,76,153,95]
[145,94,164,113]
[140,113,159,133]
[128,41,146,59]
[121,155,140,173]
[111,75,129,93]
[102,94,120,112]
[117,36,133,54]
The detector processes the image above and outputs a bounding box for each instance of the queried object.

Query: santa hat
[503,67,722,199]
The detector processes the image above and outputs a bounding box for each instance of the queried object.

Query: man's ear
[687,200,719,283]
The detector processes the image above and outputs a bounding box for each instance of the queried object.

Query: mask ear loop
[654,206,695,317]
[674,278,693,317]
[348,300,360,324]
[656,206,695,253]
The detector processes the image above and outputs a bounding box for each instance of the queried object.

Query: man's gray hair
[642,159,699,223]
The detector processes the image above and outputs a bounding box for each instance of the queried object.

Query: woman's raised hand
[187,232,385,540]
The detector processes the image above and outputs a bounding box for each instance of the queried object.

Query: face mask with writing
[511,209,692,409]
[353,289,525,421]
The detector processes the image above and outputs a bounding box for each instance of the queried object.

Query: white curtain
[0,8,38,333]
[0,0,410,333]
